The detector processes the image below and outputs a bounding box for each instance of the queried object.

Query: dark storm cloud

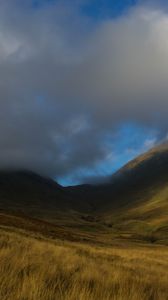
[0,0,168,180]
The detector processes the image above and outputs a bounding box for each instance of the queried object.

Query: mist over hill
[0,142,168,244]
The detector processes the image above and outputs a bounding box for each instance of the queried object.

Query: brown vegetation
[0,227,168,300]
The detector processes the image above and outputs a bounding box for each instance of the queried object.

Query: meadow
[0,227,168,300]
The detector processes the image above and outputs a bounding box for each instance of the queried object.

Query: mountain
[0,170,92,220]
[64,142,168,243]
[0,142,168,244]
[93,142,168,242]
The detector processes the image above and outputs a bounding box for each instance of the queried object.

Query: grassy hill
[1,143,168,244]
[1,144,168,299]
[95,142,168,243]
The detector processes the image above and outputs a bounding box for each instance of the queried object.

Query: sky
[0,0,168,185]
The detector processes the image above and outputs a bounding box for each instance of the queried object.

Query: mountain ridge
[0,142,168,243]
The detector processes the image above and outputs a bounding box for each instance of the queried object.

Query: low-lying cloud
[0,0,168,183]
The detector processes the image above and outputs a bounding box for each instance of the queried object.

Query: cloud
[0,0,168,182]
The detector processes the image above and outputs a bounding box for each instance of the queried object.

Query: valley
[0,143,168,299]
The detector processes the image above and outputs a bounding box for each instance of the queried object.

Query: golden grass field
[0,227,168,300]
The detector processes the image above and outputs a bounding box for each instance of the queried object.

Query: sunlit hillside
[93,143,168,243]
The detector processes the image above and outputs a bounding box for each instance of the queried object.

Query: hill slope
[0,170,92,221]
[94,142,168,242]
[1,143,168,243]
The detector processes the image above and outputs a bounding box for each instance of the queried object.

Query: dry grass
[0,228,168,300]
